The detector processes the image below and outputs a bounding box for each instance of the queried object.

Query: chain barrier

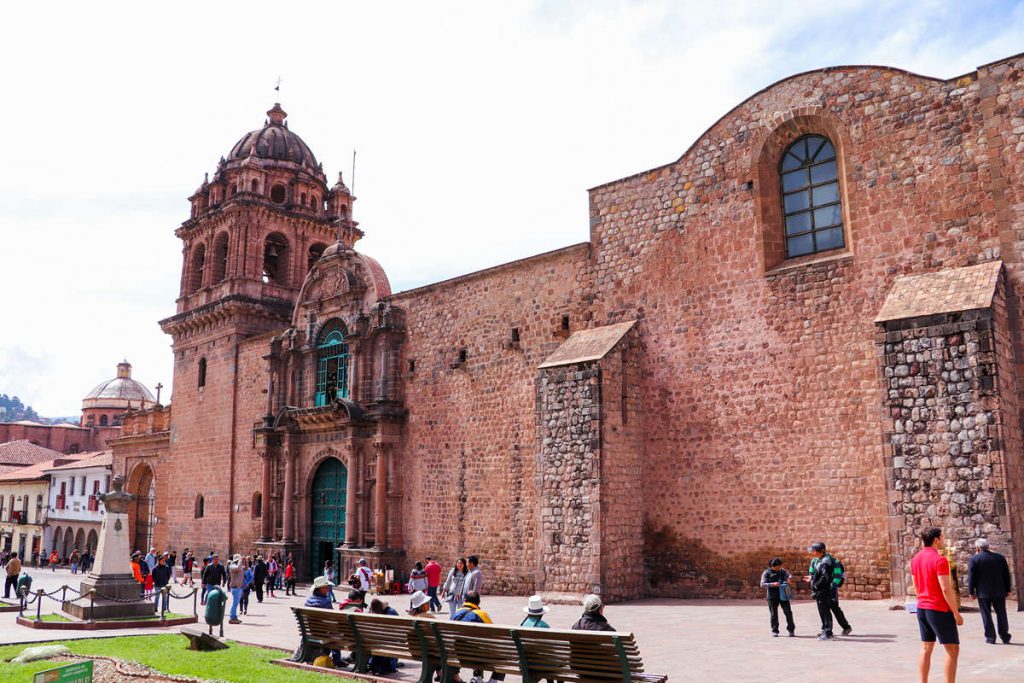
[18,583,200,620]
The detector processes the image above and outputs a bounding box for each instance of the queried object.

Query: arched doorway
[51,527,62,559]
[62,528,74,561]
[86,529,98,555]
[127,464,155,553]
[309,457,347,581]
[74,528,85,554]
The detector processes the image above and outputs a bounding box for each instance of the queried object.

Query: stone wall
[535,363,602,595]
[877,298,1020,596]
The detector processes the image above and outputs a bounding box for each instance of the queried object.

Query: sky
[1,0,1022,417]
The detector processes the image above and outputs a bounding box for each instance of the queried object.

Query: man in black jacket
[252,555,268,603]
[151,553,173,613]
[967,538,1012,644]
[805,542,852,640]
[201,554,227,606]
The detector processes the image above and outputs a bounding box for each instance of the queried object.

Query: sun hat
[310,575,335,593]
[582,594,602,614]
[523,595,550,615]
[233,553,242,562]
[409,590,430,611]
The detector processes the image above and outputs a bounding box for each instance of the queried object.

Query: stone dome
[83,361,156,407]
[226,103,319,171]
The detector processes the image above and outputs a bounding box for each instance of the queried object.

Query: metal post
[61,585,67,604]
[160,586,167,622]
[35,589,43,622]
[193,588,198,616]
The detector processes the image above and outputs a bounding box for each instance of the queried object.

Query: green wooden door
[310,458,347,581]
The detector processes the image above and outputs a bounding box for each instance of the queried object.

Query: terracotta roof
[44,450,111,472]
[0,455,86,482]
[0,440,65,466]
[875,261,1003,323]
[539,320,638,369]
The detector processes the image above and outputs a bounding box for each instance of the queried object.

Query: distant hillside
[0,394,40,422]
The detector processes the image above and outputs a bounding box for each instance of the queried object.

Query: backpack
[830,556,846,588]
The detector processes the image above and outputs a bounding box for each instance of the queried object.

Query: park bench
[289,605,667,683]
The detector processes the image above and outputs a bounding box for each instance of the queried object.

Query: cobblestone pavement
[3,567,1023,682]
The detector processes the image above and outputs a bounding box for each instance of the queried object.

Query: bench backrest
[514,626,644,682]
[431,619,525,676]
[292,606,358,653]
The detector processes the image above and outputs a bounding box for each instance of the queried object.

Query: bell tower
[158,103,341,552]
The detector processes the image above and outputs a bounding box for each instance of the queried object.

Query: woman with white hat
[305,575,336,609]
[407,590,433,617]
[520,595,551,628]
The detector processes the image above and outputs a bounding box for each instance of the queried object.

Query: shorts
[917,608,959,645]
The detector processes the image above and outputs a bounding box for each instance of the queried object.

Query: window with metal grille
[315,322,350,406]
[780,135,844,258]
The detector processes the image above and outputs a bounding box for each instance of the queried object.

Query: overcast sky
[2,0,1022,417]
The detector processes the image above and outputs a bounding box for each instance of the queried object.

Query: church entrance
[310,457,347,581]
[127,464,155,553]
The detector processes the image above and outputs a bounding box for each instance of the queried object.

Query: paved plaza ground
[2,567,1023,682]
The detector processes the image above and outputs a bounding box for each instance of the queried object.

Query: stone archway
[309,457,347,581]
[62,528,74,561]
[127,463,155,553]
[51,527,62,560]
[86,529,98,555]
[73,528,85,555]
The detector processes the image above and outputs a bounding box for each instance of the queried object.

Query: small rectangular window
[561,315,570,331]
[458,348,468,364]
[408,359,416,373]
[511,328,520,343]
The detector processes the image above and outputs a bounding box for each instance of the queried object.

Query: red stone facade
[112,55,1024,602]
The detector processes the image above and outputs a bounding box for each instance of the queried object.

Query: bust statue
[99,474,134,514]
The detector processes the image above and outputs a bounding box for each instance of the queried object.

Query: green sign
[33,660,93,683]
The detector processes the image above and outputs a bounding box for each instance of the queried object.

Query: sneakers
[817,633,834,641]
[1004,635,1012,644]
[986,638,997,644]
[228,618,241,624]
[771,632,779,637]
[788,631,796,637]
[841,627,853,636]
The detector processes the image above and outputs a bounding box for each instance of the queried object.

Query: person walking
[252,555,268,603]
[49,549,58,571]
[805,542,851,640]
[408,561,428,595]
[240,557,253,615]
[168,550,178,584]
[323,559,335,584]
[355,558,374,594]
[760,557,796,637]
[912,528,963,683]
[152,553,172,613]
[266,555,278,598]
[144,547,157,574]
[424,556,443,612]
[227,554,245,623]
[3,552,21,599]
[442,557,468,618]
[284,558,296,596]
[183,551,195,587]
[69,548,80,575]
[201,553,227,606]
[967,537,1012,644]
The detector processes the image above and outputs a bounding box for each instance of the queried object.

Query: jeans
[768,595,795,633]
[71,563,78,574]
[240,588,250,613]
[815,592,851,636]
[201,583,209,604]
[154,586,169,613]
[427,585,442,611]
[447,597,464,619]
[978,597,1011,642]
[230,587,242,619]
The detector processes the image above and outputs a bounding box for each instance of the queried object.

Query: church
[112,53,1024,603]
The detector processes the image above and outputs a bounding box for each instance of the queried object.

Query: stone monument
[65,474,154,619]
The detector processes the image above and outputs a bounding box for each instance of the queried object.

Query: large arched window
[211,233,229,283]
[189,243,206,293]
[315,322,350,406]
[262,233,289,285]
[780,134,844,258]
[99,415,108,427]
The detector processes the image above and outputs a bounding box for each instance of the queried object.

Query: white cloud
[1,0,1022,415]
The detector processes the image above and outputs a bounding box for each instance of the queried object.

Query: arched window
[252,492,262,519]
[300,192,307,206]
[270,184,286,204]
[262,234,289,285]
[307,243,327,271]
[198,357,207,388]
[339,205,348,220]
[315,321,350,405]
[780,135,844,258]
[212,233,229,283]
[189,243,206,293]
[195,494,204,519]
[99,415,108,427]
[250,178,259,193]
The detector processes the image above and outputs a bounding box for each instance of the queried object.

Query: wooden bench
[289,606,667,683]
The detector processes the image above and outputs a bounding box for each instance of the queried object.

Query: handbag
[779,571,794,602]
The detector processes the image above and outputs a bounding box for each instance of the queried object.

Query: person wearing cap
[520,595,551,628]
[452,591,503,683]
[805,542,851,640]
[760,557,796,637]
[130,551,146,596]
[227,553,245,623]
[152,553,173,613]
[967,537,1012,644]
[572,594,615,632]
[355,558,374,593]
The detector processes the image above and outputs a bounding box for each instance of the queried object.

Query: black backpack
[830,556,846,588]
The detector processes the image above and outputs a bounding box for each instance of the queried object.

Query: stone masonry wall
[586,60,1024,598]
[878,301,1019,596]
[535,363,601,595]
[390,244,592,595]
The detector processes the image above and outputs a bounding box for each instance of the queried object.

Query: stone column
[344,450,359,546]
[374,446,387,547]
[282,450,296,543]
[259,452,273,541]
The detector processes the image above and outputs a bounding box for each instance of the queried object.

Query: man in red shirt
[424,556,443,612]
[911,528,964,683]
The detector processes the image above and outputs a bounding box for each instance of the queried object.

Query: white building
[44,451,111,560]
[0,453,85,562]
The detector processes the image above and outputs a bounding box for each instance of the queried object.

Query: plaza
[2,567,1022,682]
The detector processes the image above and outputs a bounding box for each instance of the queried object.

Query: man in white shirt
[356,558,374,593]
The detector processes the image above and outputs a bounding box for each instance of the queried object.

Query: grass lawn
[34,612,192,623]
[0,634,351,682]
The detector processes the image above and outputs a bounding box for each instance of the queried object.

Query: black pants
[815,593,850,636]
[471,672,505,681]
[427,585,442,611]
[3,575,16,598]
[254,583,264,603]
[768,596,795,633]
[978,597,1011,642]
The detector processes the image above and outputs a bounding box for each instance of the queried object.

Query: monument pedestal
[64,573,155,620]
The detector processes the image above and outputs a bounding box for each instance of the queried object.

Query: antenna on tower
[351,149,357,195]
